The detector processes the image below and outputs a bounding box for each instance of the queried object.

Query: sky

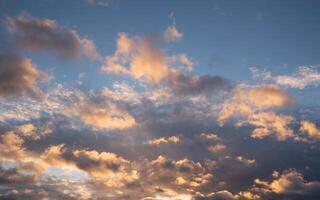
[0,0,320,199]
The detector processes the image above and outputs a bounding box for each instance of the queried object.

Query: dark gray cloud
[0,166,36,184]
[167,73,232,96]
[0,49,44,98]
[5,13,101,60]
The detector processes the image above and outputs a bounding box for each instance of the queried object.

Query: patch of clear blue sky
[1,0,320,103]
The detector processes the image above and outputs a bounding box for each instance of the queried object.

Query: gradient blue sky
[2,0,320,97]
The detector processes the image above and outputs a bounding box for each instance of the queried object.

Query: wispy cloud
[251,66,320,89]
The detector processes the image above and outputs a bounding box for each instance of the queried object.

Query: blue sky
[2,0,320,88]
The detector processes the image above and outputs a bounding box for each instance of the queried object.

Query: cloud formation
[254,169,320,196]
[251,66,320,89]
[217,85,296,140]
[101,27,191,84]
[6,12,101,60]
[300,120,320,139]
[1,5,320,200]
[0,50,44,98]
[148,135,180,145]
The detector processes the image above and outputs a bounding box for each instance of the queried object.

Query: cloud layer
[0,10,320,200]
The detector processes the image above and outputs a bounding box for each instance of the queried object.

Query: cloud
[101,27,190,84]
[78,103,136,130]
[0,166,36,185]
[6,12,101,60]
[12,122,52,140]
[251,66,320,89]
[248,112,295,141]
[0,132,25,161]
[167,73,231,96]
[218,85,295,125]
[71,149,132,176]
[69,91,137,130]
[140,155,213,192]
[148,135,180,145]
[200,133,220,141]
[217,85,296,140]
[254,169,320,196]
[195,190,238,200]
[101,27,231,99]
[0,50,44,98]
[164,25,183,42]
[300,120,320,139]
[85,0,113,7]
[208,144,226,153]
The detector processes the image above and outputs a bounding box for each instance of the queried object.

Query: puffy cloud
[140,155,213,192]
[14,123,52,140]
[254,169,320,196]
[0,166,36,184]
[251,66,320,89]
[167,73,231,96]
[41,144,71,167]
[70,91,137,130]
[101,27,191,84]
[299,120,320,139]
[248,112,294,140]
[6,12,101,60]
[0,50,44,98]
[195,190,239,200]
[218,85,296,140]
[102,32,171,83]
[78,103,136,130]
[208,144,226,153]
[0,132,26,161]
[148,135,180,145]
[71,149,132,177]
[218,85,294,125]
[200,133,219,141]
[101,27,231,99]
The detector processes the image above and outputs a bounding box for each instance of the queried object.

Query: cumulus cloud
[71,149,132,177]
[248,112,294,140]
[0,50,44,98]
[6,12,101,60]
[167,73,231,96]
[200,133,220,141]
[0,166,36,184]
[0,132,25,161]
[254,169,320,196]
[208,144,226,153]
[101,27,190,84]
[251,66,320,89]
[195,190,239,200]
[2,9,320,200]
[148,135,180,145]
[69,91,137,130]
[101,26,231,99]
[78,103,136,130]
[218,85,295,125]
[218,85,296,140]
[141,155,213,192]
[300,120,320,139]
